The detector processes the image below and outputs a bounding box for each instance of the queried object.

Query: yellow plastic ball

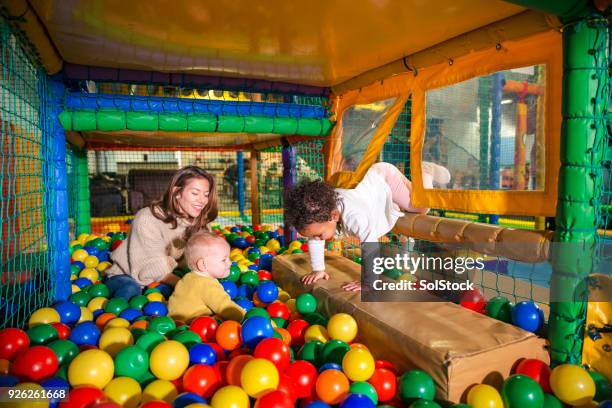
[77,233,90,243]
[71,284,80,293]
[550,364,596,406]
[84,255,99,269]
[146,292,165,302]
[286,298,297,313]
[327,313,358,343]
[262,225,273,232]
[288,241,302,250]
[105,317,130,329]
[211,385,249,408]
[304,325,329,343]
[341,348,375,382]
[68,349,114,388]
[99,327,134,357]
[104,376,142,408]
[8,383,48,408]
[467,384,504,408]
[78,307,93,322]
[88,297,108,312]
[97,261,112,272]
[240,231,251,238]
[28,307,60,328]
[79,268,99,282]
[70,240,81,247]
[240,358,279,398]
[150,340,189,380]
[142,379,178,403]
[185,404,212,408]
[266,239,280,251]
[258,246,270,254]
[71,249,89,262]
[238,264,248,273]
[277,290,291,303]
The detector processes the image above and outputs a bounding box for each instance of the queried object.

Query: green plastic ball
[589,370,612,401]
[240,271,260,286]
[55,363,68,381]
[129,295,149,310]
[298,340,324,366]
[542,393,563,408]
[303,312,327,326]
[501,374,544,408]
[138,369,157,388]
[92,238,108,251]
[350,381,379,405]
[48,339,79,366]
[69,291,92,307]
[171,330,202,349]
[399,370,436,402]
[247,252,260,262]
[135,330,165,354]
[410,400,442,408]
[227,265,241,282]
[296,293,317,314]
[70,264,81,276]
[353,256,362,264]
[292,248,304,254]
[486,296,513,323]
[271,317,286,329]
[114,345,150,381]
[244,307,270,321]
[383,268,402,280]
[319,339,351,366]
[143,288,161,296]
[27,324,59,345]
[131,328,148,341]
[87,283,110,298]
[104,297,129,314]
[148,316,176,336]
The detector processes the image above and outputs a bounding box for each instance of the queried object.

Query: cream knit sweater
[105,206,191,287]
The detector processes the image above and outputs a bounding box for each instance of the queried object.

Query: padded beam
[392,213,552,263]
[272,253,549,402]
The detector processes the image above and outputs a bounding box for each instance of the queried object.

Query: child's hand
[342,281,361,292]
[160,273,181,287]
[301,271,329,285]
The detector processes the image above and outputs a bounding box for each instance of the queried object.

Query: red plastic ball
[375,359,399,375]
[254,390,295,408]
[285,360,317,399]
[51,323,71,340]
[190,316,218,342]
[182,363,222,398]
[289,312,302,322]
[253,225,262,232]
[460,289,486,313]
[276,373,297,403]
[228,348,250,360]
[207,342,226,362]
[10,345,58,382]
[254,338,291,372]
[58,385,105,408]
[213,360,230,385]
[87,403,122,408]
[301,243,309,252]
[110,240,123,251]
[287,319,309,347]
[368,368,397,402]
[515,358,551,392]
[258,270,272,281]
[139,402,173,408]
[246,236,256,244]
[0,328,29,360]
[267,302,290,320]
[170,378,183,394]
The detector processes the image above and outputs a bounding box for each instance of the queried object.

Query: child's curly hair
[284,180,340,231]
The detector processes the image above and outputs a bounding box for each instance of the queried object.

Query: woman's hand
[342,281,361,292]
[160,273,181,287]
[301,270,329,285]
[167,238,186,259]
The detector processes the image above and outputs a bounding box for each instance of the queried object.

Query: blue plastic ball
[248,264,259,272]
[237,284,255,300]
[69,321,100,346]
[173,392,207,408]
[155,284,173,298]
[53,301,81,325]
[241,316,274,348]
[189,343,217,366]
[92,309,104,319]
[236,299,254,312]
[71,261,85,271]
[0,375,18,387]
[84,246,99,256]
[256,281,279,303]
[305,401,331,408]
[340,394,376,408]
[512,301,543,332]
[267,231,279,240]
[233,237,248,249]
[230,227,241,233]
[97,252,109,263]
[319,363,342,373]
[119,308,143,322]
[277,236,285,248]
[143,301,168,317]
[222,281,238,300]
[73,277,93,289]
[247,247,261,257]
[41,377,70,408]
[599,401,612,408]
[259,253,274,271]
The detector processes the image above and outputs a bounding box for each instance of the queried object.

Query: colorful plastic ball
[149,316,176,336]
[245,307,271,320]
[468,384,504,408]
[254,338,291,372]
[267,302,290,320]
[258,270,272,281]
[512,301,544,333]
[342,348,375,382]
[136,331,166,354]
[74,277,93,288]
[259,254,274,271]
[183,364,221,398]
[240,358,279,398]
[399,370,435,402]
[319,363,342,372]
[240,271,260,287]
[598,401,612,408]
[0,374,18,387]
[68,348,114,388]
[542,393,564,408]
[460,289,486,313]
[78,306,94,323]
[190,343,218,366]
[103,376,142,408]
[222,281,238,299]
[0,328,29,360]
[516,359,551,393]
[119,308,143,323]
[590,371,612,402]
[501,374,545,408]
[211,385,250,408]
[80,267,99,282]
[486,296,514,323]
[368,368,397,402]
[340,393,376,408]
[305,325,330,343]
[550,364,596,406]
[242,316,274,348]
[27,323,59,345]
[326,313,358,343]
[129,295,149,311]
[316,369,350,405]
[256,281,279,304]
[150,340,189,381]
[348,381,378,405]
[253,389,294,408]
[143,301,168,317]
[190,317,219,343]
[114,345,149,381]
[409,401,442,408]
[10,345,58,382]
[48,339,79,366]
[225,354,254,386]
[28,307,61,328]
[296,293,317,314]
[70,290,92,307]
[104,297,129,315]
[304,312,328,327]
[69,321,100,346]
[52,301,81,325]
[99,327,134,357]
[215,321,242,351]
[305,401,331,408]
[236,299,254,312]
[72,248,89,262]
[298,340,324,365]
[142,379,178,403]
[172,392,208,408]
[285,360,317,398]
[287,319,310,347]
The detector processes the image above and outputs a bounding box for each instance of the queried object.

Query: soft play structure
[0,0,611,407]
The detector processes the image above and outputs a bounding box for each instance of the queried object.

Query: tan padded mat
[272,253,550,402]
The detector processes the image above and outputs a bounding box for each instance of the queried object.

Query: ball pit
[0,227,607,408]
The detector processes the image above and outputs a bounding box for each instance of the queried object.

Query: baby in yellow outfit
[168,232,245,323]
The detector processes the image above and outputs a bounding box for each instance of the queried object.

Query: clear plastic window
[422,65,546,191]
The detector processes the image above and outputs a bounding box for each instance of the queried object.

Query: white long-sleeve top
[308,167,404,271]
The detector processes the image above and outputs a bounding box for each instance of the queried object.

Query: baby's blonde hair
[185,232,228,271]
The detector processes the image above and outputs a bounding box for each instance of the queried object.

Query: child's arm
[302,240,329,285]
[206,285,246,322]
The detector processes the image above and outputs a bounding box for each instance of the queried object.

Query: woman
[105,166,218,299]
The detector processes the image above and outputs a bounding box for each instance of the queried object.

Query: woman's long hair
[150,166,218,238]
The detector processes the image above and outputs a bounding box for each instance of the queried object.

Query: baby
[168,232,245,323]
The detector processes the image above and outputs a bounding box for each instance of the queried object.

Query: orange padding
[392,213,552,263]
[327,30,562,217]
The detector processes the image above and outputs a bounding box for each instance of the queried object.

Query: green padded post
[550,15,608,365]
[74,149,91,235]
